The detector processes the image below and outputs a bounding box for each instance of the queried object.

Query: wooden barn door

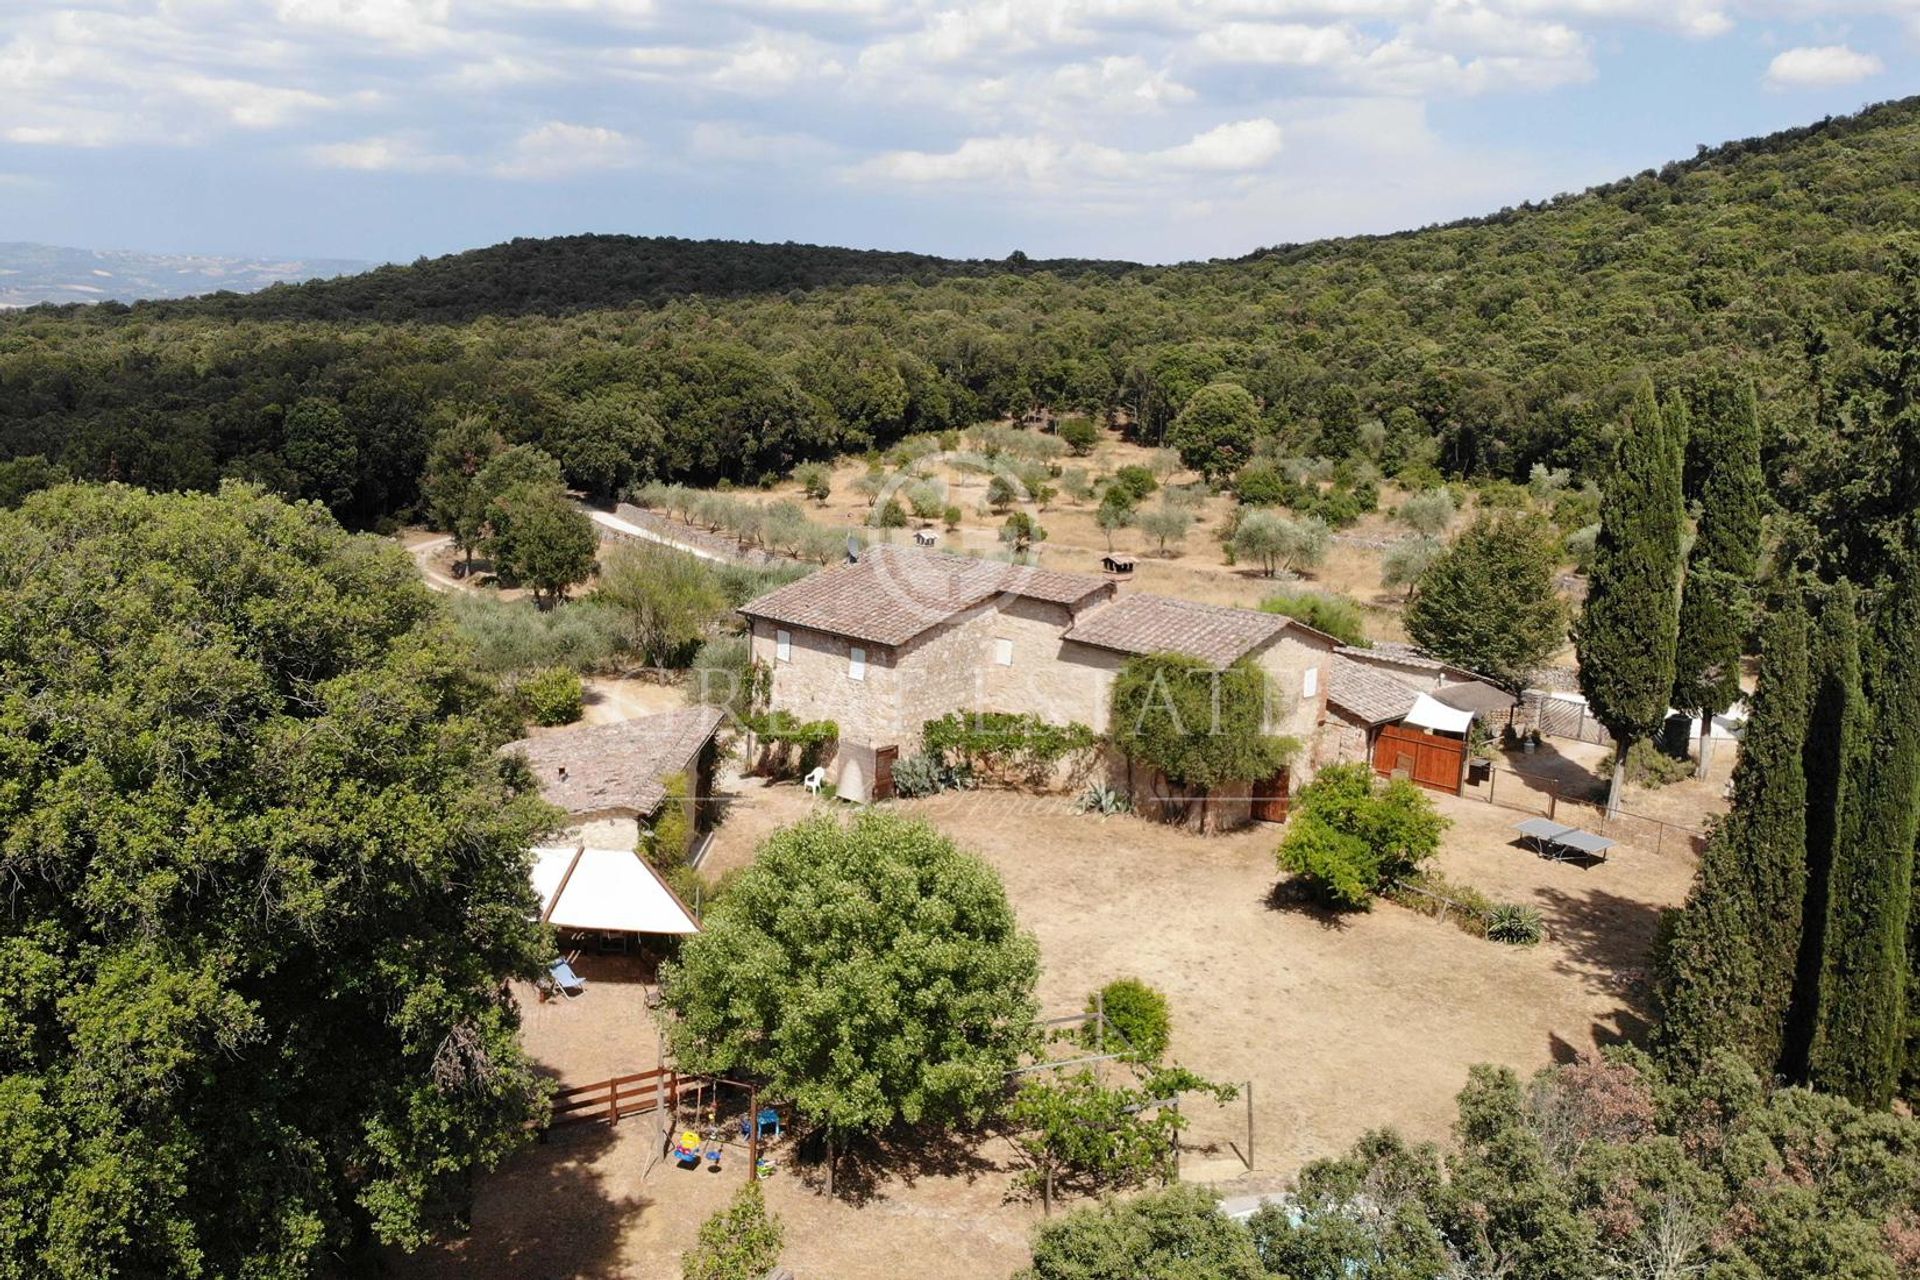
[872,745,899,802]
[1372,724,1465,794]
[1252,767,1291,823]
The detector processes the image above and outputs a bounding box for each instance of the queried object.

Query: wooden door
[1252,767,1291,823]
[1372,724,1466,794]
[873,745,899,802]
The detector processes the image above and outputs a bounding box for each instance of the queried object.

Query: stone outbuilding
[502,704,725,858]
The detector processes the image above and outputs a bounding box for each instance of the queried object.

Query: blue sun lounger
[548,958,586,999]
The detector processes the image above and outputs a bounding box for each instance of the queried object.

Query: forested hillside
[2,96,1918,529]
[123,235,1140,323]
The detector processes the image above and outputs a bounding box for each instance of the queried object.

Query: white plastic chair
[802,766,827,795]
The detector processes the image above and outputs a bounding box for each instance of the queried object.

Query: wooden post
[1548,787,1558,820]
[1043,1159,1054,1217]
[1245,1080,1255,1172]
[1488,768,1496,806]
[1170,1097,1181,1181]
[826,1132,834,1198]
[748,1086,760,1181]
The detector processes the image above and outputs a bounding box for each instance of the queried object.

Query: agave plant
[1486,903,1546,946]
[1076,782,1132,816]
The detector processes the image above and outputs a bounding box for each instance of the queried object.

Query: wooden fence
[548,1067,703,1129]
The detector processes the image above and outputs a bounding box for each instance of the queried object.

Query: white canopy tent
[530,845,701,936]
[1404,692,1476,736]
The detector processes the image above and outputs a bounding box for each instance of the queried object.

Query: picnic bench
[1514,817,1616,864]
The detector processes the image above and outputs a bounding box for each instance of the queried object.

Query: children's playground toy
[673,1131,703,1169]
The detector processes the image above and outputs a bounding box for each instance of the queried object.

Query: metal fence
[1461,761,1708,857]
[1530,695,1616,747]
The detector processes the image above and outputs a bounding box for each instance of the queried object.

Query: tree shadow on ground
[381,1121,643,1280]
[1533,884,1665,1051]
[787,1118,1012,1208]
[1491,741,1608,806]
[1261,878,1356,932]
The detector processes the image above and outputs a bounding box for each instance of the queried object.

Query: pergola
[530,844,700,937]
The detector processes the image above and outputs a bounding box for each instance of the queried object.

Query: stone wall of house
[1252,626,1335,783]
[751,618,903,745]
[897,602,1000,745]
[981,597,1111,730]
[1318,708,1373,769]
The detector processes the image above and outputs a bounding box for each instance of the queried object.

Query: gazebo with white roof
[530,844,701,937]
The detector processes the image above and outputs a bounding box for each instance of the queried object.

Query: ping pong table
[1514,817,1616,864]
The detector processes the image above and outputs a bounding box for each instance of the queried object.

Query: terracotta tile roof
[738,544,1112,647]
[1329,654,1422,725]
[502,705,724,819]
[1063,593,1292,669]
[1337,641,1448,670]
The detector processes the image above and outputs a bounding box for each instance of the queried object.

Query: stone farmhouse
[737,544,1338,818]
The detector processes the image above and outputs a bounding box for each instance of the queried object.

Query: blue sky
[1,1,1914,265]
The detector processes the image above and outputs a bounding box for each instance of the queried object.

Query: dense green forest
[2,96,1918,529]
[114,235,1140,324]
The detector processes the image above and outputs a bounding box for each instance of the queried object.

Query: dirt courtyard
[394,774,1699,1280]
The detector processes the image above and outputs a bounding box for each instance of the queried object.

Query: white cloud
[308,132,464,171]
[708,31,844,92]
[851,116,1284,192]
[271,0,459,52]
[170,75,343,129]
[1764,44,1884,89]
[1192,16,1594,95]
[491,121,644,179]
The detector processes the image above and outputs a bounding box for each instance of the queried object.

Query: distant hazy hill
[0,243,371,308]
[143,235,1142,323]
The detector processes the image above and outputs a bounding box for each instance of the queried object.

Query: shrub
[1022,1184,1263,1280]
[1108,464,1158,501]
[794,461,832,504]
[1624,737,1692,787]
[1259,589,1370,647]
[1075,781,1131,815]
[1059,417,1100,456]
[685,634,755,717]
[1058,467,1094,502]
[683,1179,784,1280]
[747,710,839,777]
[446,594,628,674]
[1486,902,1546,946]
[921,712,1097,787]
[1084,978,1171,1062]
[518,666,584,726]
[1001,511,1047,553]
[1385,869,1497,938]
[987,473,1019,510]
[646,773,694,867]
[1111,655,1296,799]
[1234,460,1291,506]
[942,504,963,531]
[890,752,974,799]
[1398,486,1456,536]
[871,497,909,528]
[1276,763,1449,909]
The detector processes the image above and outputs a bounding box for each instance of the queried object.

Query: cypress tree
[1810,579,1920,1108]
[1575,380,1687,814]
[1782,582,1863,1081]
[1672,380,1764,779]
[1656,595,1809,1075]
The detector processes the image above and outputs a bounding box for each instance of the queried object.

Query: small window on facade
[993,637,1014,667]
[848,647,866,681]
[1302,665,1320,698]
[775,629,792,662]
